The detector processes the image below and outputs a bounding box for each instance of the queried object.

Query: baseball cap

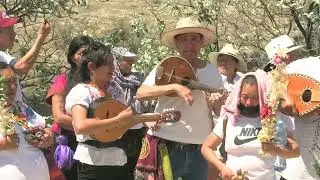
[0,11,19,28]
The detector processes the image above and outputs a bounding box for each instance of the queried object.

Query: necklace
[88,82,108,97]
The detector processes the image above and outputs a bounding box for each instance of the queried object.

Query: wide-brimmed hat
[0,11,19,28]
[209,44,247,73]
[161,17,214,49]
[263,35,304,72]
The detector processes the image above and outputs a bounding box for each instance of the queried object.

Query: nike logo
[234,136,257,145]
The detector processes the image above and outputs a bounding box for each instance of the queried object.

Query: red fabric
[136,134,165,180]
[136,134,158,172]
[46,73,68,105]
[46,73,68,133]
[49,164,66,180]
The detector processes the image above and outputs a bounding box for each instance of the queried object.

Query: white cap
[124,51,138,58]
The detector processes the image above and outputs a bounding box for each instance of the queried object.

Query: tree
[0,0,87,114]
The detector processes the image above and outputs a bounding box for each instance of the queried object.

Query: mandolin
[287,74,320,116]
[88,98,181,142]
[155,56,227,96]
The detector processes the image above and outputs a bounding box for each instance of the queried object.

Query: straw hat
[161,17,215,49]
[209,44,247,72]
[263,35,304,72]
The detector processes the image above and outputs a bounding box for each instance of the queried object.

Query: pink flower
[260,105,273,119]
[273,55,283,65]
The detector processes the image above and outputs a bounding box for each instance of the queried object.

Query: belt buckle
[178,144,184,150]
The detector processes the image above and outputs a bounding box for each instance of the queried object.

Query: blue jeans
[167,143,208,180]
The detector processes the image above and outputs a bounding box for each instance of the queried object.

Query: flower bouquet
[257,52,289,155]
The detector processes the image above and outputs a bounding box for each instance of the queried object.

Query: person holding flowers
[0,62,54,180]
[201,70,300,180]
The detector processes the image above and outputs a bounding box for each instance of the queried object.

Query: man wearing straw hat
[136,17,224,180]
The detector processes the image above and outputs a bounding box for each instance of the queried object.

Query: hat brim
[208,52,247,73]
[0,17,19,28]
[161,27,215,49]
[284,45,305,54]
[122,56,138,62]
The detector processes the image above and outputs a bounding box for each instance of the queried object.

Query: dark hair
[241,74,258,88]
[67,35,94,69]
[0,62,9,70]
[79,41,113,82]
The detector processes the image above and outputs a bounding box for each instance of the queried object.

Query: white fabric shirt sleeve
[65,84,91,113]
[0,51,16,65]
[212,115,225,139]
[142,66,157,86]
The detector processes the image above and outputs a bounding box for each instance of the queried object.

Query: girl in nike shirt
[201,70,300,180]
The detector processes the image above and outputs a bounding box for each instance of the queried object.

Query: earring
[90,71,95,79]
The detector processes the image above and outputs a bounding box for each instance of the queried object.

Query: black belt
[165,140,201,151]
[81,139,123,149]
[80,128,147,149]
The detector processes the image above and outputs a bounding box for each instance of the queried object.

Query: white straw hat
[263,35,304,72]
[209,44,247,72]
[161,17,215,49]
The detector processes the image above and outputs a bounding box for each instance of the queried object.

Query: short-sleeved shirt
[281,114,320,180]
[213,113,294,180]
[143,62,224,144]
[65,83,127,166]
[0,51,23,102]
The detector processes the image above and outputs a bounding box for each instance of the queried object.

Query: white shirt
[65,83,127,166]
[0,51,23,102]
[213,114,294,180]
[221,72,243,93]
[143,62,224,144]
[0,102,49,180]
[281,114,320,180]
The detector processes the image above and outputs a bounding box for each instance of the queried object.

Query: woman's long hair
[66,36,93,92]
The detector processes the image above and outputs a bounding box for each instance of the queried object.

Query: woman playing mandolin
[65,41,136,179]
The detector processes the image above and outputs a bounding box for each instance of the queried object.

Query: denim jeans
[77,162,129,180]
[167,143,208,180]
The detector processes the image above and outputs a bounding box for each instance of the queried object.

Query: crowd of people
[0,11,320,180]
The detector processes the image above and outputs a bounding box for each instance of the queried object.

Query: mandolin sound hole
[302,89,312,103]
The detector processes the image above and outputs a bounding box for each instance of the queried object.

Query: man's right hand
[37,20,51,42]
[173,84,194,105]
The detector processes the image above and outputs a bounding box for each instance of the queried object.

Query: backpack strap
[219,115,228,162]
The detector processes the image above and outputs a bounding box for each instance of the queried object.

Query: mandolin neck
[132,113,161,123]
[187,79,226,94]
